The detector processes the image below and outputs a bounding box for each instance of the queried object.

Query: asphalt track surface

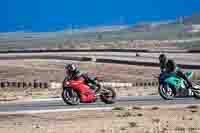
[0,52,199,113]
[0,96,200,114]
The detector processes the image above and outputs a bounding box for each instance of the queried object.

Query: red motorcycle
[61,75,116,105]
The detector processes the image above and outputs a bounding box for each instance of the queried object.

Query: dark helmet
[159,54,167,64]
[65,64,77,72]
[166,59,176,72]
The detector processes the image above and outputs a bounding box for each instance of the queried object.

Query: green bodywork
[164,71,193,89]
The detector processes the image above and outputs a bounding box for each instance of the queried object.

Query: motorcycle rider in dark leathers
[64,64,100,91]
[159,54,193,89]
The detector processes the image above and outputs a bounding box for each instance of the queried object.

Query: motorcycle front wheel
[159,83,175,100]
[62,88,80,105]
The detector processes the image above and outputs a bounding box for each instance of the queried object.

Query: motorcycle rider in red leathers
[64,64,100,91]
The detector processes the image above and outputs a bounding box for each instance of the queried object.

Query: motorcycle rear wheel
[193,92,200,99]
[100,87,116,104]
[193,87,200,99]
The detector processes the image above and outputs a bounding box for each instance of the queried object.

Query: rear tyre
[100,87,116,104]
[193,87,200,99]
[193,92,200,99]
[62,88,80,105]
[192,82,200,99]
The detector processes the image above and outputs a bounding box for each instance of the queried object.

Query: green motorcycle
[158,70,200,100]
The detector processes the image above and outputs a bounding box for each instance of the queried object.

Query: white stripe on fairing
[0,107,114,114]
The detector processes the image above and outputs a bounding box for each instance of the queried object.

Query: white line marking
[31,98,62,102]
[0,107,114,115]
[25,96,135,102]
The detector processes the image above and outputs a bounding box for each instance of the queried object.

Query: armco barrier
[0,56,92,62]
[0,48,149,54]
[188,50,200,53]
[0,48,199,54]
[0,52,199,69]
[96,58,159,67]
[95,58,200,70]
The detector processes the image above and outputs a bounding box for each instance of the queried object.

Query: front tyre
[100,87,116,104]
[159,83,175,100]
[62,88,80,105]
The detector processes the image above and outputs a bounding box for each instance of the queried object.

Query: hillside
[0,13,200,50]
[182,13,200,25]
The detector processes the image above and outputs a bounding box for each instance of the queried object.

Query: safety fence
[50,81,160,89]
[0,80,48,89]
[0,80,199,89]
[0,80,159,89]
[99,81,159,88]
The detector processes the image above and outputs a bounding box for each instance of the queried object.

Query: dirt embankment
[0,105,199,133]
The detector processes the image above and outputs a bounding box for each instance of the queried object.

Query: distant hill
[181,13,200,25]
[128,21,181,32]
[1,13,200,50]
[129,13,200,32]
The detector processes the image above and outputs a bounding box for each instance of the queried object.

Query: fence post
[28,82,32,87]
[6,81,10,87]
[144,82,147,87]
[152,82,155,87]
[17,82,21,88]
[1,82,5,88]
[156,82,159,86]
[44,82,48,88]
[23,82,27,88]
[39,82,43,88]
[148,82,151,87]
[12,82,16,87]
[33,80,38,88]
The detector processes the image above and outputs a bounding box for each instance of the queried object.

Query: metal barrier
[95,58,200,70]
[0,48,199,54]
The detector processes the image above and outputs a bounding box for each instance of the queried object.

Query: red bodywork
[64,78,97,103]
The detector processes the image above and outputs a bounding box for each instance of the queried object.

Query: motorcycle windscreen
[185,71,193,79]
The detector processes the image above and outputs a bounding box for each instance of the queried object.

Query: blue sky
[2,0,200,32]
